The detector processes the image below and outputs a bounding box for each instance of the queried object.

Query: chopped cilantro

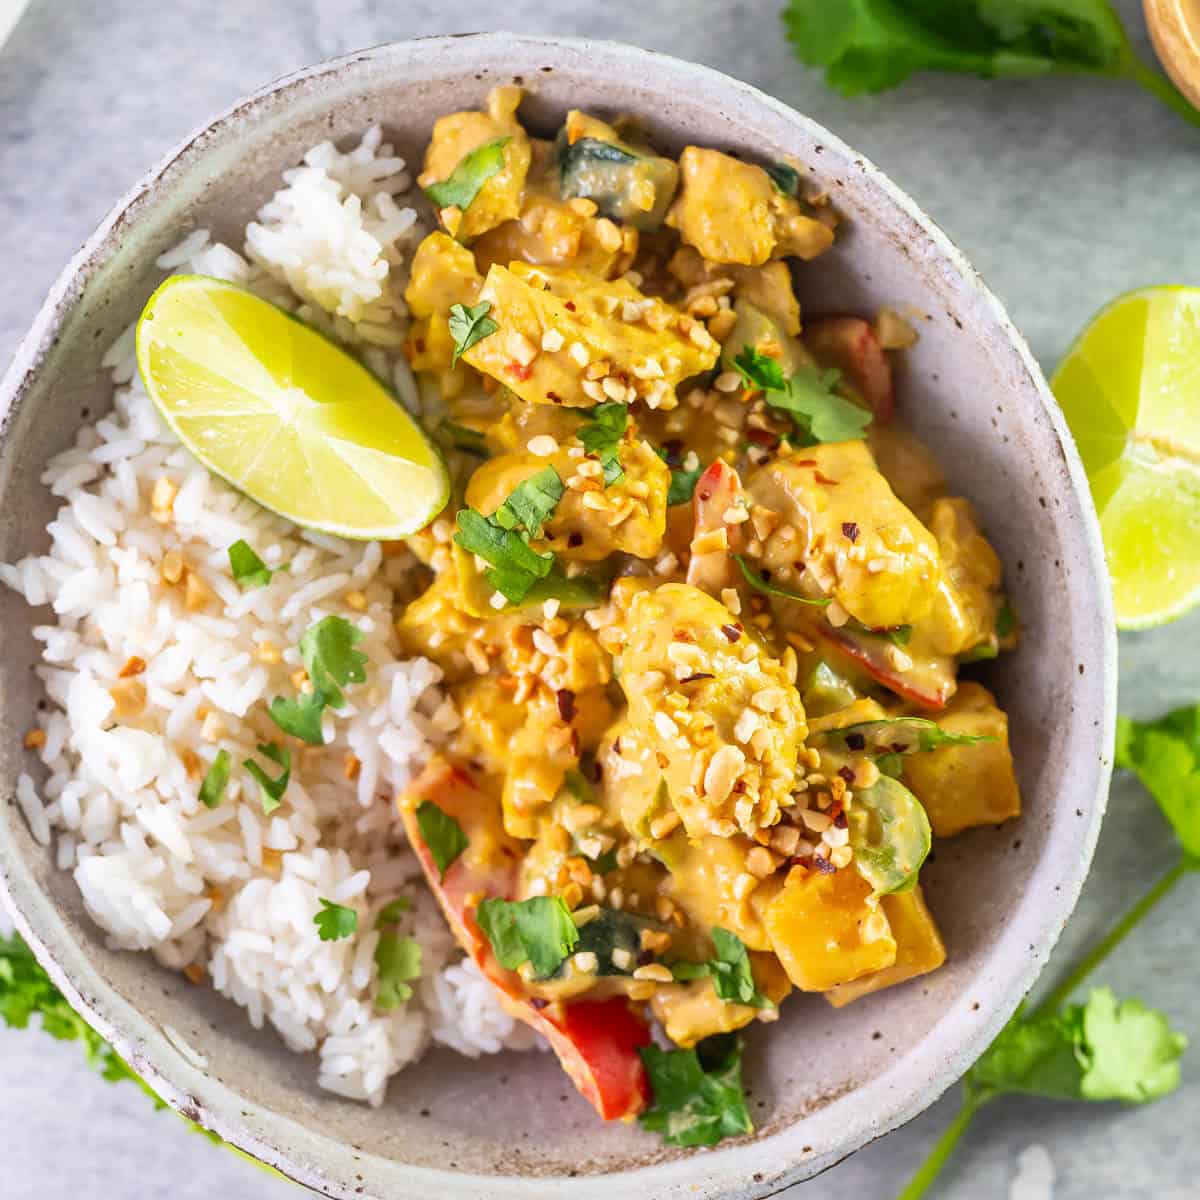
[424,137,510,213]
[300,616,367,709]
[491,466,565,538]
[313,898,358,942]
[655,445,704,505]
[819,716,992,760]
[375,897,412,928]
[243,742,291,814]
[448,300,499,366]
[734,344,871,444]
[374,934,422,1011]
[578,402,628,485]
[476,895,579,979]
[639,1033,754,1147]
[227,540,278,588]
[268,689,327,745]
[415,801,469,880]
[732,554,830,606]
[198,749,231,810]
[670,928,775,1009]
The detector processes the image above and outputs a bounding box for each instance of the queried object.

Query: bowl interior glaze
[0,34,1114,1200]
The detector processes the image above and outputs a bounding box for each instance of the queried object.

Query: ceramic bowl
[0,33,1115,1200]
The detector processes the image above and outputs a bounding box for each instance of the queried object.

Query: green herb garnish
[639,1033,754,1147]
[782,1,1200,132]
[732,553,830,606]
[300,616,367,709]
[734,345,871,444]
[243,742,291,814]
[374,934,422,1011]
[448,300,499,366]
[415,800,469,880]
[819,715,992,758]
[227,540,279,588]
[313,898,358,943]
[198,749,231,810]
[268,690,327,745]
[578,401,628,485]
[671,928,775,1009]
[375,897,412,927]
[765,160,802,196]
[476,895,579,979]
[424,137,511,213]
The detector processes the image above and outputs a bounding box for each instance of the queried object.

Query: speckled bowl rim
[0,32,1116,1200]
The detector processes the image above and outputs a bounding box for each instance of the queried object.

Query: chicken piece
[404,232,485,378]
[747,442,942,631]
[763,865,897,992]
[825,885,946,1007]
[666,147,834,266]
[668,245,802,335]
[651,953,791,1047]
[397,568,486,682]
[419,85,532,242]
[616,582,808,839]
[867,423,946,517]
[463,436,670,563]
[901,681,1021,837]
[462,263,719,410]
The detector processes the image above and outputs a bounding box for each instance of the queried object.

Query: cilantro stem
[1124,56,1200,132]
[894,1089,990,1200]
[1030,859,1188,1021]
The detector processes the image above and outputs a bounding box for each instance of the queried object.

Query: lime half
[1053,287,1200,630]
[136,275,449,539]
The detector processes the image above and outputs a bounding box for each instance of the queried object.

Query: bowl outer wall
[0,32,1115,1200]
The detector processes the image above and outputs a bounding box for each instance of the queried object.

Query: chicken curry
[395,87,1021,1125]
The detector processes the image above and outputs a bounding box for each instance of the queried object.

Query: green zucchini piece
[555,132,679,231]
[802,661,864,717]
[848,776,932,895]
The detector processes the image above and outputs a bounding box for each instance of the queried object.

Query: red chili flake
[813,855,837,875]
[845,732,865,751]
[720,624,742,642]
[746,428,779,448]
[546,390,562,404]
[794,459,818,467]
[697,489,712,502]
[842,522,859,542]
[413,338,427,354]
[680,672,715,684]
[556,689,577,723]
[530,998,550,1010]
[838,765,856,784]
[815,471,839,485]
[505,361,534,381]
[568,531,583,548]
[792,561,807,575]
[732,779,747,794]
[564,301,577,312]
[637,949,654,967]
[833,809,848,829]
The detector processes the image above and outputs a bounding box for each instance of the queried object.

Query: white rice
[1,127,532,1106]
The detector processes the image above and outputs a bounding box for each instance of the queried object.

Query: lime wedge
[1053,286,1200,629]
[135,275,449,539]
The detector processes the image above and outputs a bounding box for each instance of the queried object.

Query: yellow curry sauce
[396,88,1021,1060]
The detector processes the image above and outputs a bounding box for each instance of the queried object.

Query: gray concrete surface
[1,1,1197,1197]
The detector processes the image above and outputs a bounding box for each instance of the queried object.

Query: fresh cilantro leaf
[227,540,278,588]
[765,161,802,196]
[521,567,605,610]
[732,554,830,606]
[476,896,579,979]
[570,908,660,976]
[268,689,327,745]
[781,0,1200,132]
[244,742,291,814]
[300,615,367,709]
[578,402,628,486]
[667,464,703,506]
[415,800,469,879]
[448,301,499,366]
[374,934,422,1012]
[198,749,231,810]
[734,344,870,443]
[639,1033,754,1147]
[671,929,775,1009]
[819,715,992,758]
[733,345,787,393]
[424,137,511,213]
[375,897,412,927]
[968,989,1186,1105]
[492,467,565,538]
[314,898,358,942]
[1115,706,1200,864]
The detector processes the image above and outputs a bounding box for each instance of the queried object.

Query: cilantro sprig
[454,467,565,604]
[374,935,422,1012]
[313,899,358,943]
[734,345,871,444]
[424,136,511,212]
[899,702,1198,1199]
[639,1033,754,1147]
[198,750,231,810]
[671,928,775,1009]
[243,742,291,815]
[732,553,830,607]
[227,540,281,588]
[578,401,628,486]
[782,1,1200,132]
[415,800,469,880]
[448,301,498,366]
[269,615,368,745]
